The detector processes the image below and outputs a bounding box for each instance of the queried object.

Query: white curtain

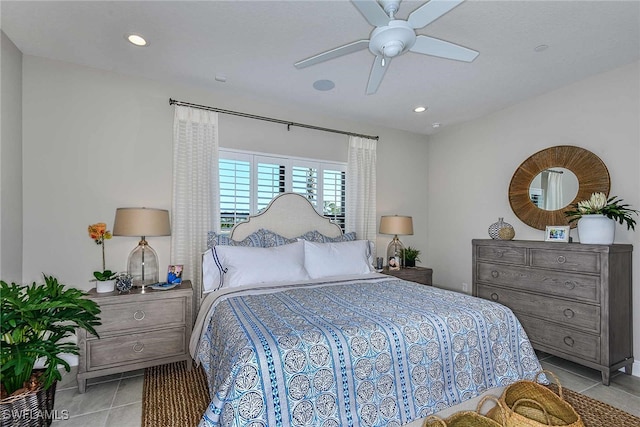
[171,106,219,310]
[544,171,563,210]
[346,136,377,241]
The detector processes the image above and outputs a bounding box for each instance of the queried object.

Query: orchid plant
[565,192,638,231]
[88,222,116,281]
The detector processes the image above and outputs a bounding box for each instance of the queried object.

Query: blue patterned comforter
[193,276,541,427]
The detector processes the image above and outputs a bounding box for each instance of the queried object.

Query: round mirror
[509,146,610,230]
[528,168,579,211]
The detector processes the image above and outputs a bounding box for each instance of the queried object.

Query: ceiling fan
[294,0,479,95]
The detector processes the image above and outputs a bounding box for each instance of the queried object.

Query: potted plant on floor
[400,246,421,268]
[1,275,101,426]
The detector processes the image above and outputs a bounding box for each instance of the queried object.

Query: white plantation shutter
[171,106,219,310]
[219,157,250,230]
[323,169,346,230]
[346,136,377,240]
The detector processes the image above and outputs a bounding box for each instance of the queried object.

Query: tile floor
[52,354,640,426]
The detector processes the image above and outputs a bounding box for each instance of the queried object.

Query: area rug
[143,361,640,427]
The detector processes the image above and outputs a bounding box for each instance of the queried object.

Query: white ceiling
[2,0,639,135]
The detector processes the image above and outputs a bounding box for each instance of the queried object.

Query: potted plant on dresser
[565,192,637,244]
[1,275,101,426]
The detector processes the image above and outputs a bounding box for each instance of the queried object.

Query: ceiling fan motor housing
[369,20,416,58]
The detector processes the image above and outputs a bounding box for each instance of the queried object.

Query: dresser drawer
[475,245,526,265]
[477,285,600,333]
[95,298,186,335]
[476,262,600,302]
[86,327,186,370]
[517,314,600,363]
[530,249,600,273]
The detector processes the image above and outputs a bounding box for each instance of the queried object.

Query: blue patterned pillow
[258,229,297,247]
[207,231,262,249]
[322,231,357,242]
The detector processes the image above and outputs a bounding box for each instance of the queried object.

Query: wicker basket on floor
[423,395,507,427]
[487,370,584,427]
[0,381,57,427]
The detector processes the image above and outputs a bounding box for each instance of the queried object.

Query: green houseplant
[1,275,101,406]
[400,246,421,268]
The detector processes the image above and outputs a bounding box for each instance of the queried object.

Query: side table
[77,281,193,393]
[382,266,433,286]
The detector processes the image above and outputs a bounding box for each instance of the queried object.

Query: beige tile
[540,360,599,393]
[88,373,123,385]
[51,409,109,426]
[112,375,144,407]
[54,379,119,417]
[582,383,640,417]
[541,356,607,382]
[609,372,640,397]
[105,402,142,427]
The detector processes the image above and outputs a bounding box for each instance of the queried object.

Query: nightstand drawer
[95,298,186,335]
[477,284,600,333]
[86,327,186,370]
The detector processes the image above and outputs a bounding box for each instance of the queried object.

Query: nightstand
[77,281,193,393]
[382,266,433,286]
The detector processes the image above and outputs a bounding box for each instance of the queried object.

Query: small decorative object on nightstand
[382,266,433,286]
[77,280,193,393]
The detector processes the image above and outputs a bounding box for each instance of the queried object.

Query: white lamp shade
[113,208,171,237]
[379,215,413,236]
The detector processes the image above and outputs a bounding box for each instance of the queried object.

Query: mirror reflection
[529,168,579,211]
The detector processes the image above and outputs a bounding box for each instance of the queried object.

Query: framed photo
[167,264,183,284]
[545,226,570,242]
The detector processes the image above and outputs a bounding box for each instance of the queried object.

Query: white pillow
[202,241,309,293]
[303,239,373,279]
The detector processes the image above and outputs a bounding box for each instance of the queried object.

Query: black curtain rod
[169,98,379,141]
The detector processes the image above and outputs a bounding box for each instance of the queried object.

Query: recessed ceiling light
[313,80,335,91]
[215,73,227,83]
[432,122,441,128]
[413,106,427,113]
[126,34,148,47]
[534,44,549,52]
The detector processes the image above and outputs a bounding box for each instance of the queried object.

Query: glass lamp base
[386,236,405,270]
[127,240,159,287]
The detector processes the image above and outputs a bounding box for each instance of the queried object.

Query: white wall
[427,61,640,371]
[21,55,429,289]
[0,31,23,283]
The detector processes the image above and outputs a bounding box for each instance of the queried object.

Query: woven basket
[487,370,584,427]
[422,395,506,427]
[0,381,57,427]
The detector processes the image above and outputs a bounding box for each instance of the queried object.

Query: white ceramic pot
[96,279,116,293]
[577,214,615,244]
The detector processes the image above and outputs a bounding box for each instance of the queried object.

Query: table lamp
[379,215,413,268]
[113,207,171,288]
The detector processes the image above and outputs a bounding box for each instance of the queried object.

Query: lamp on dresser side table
[77,280,193,393]
[382,266,433,286]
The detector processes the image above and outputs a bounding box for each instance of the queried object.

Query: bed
[189,193,543,427]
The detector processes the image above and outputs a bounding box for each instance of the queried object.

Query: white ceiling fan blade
[294,40,370,69]
[366,56,391,95]
[407,0,464,29]
[410,35,479,62]
[352,0,390,27]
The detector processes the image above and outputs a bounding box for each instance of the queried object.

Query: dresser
[77,281,193,392]
[472,239,633,385]
[382,266,433,286]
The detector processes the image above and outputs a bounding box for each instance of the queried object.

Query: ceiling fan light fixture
[382,40,405,58]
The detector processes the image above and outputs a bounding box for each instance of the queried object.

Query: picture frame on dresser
[545,225,570,242]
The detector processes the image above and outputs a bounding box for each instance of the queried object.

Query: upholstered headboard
[229,192,343,240]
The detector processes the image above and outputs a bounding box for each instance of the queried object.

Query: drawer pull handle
[557,255,567,264]
[491,270,499,278]
[564,281,576,290]
[490,293,499,302]
[132,342,145,353]
[563,308,575,318]
[563,336,575,347]
[133,310,145,321]
[495,250,505,258]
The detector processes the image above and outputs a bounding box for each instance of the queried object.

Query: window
[219,149,346,231]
